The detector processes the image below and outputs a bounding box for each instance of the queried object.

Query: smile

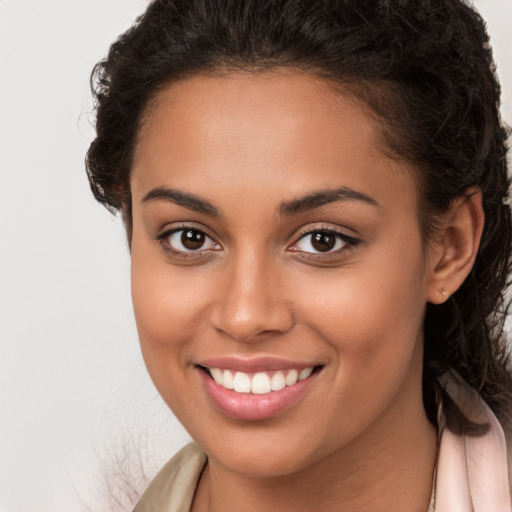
[197,360,323,420]
[207,367,314,394]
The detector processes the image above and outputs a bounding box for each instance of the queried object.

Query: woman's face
[130,71,437,477]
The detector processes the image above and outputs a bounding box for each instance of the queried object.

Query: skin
[129,71,483,511]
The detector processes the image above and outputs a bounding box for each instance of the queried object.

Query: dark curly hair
[86,0,512,434]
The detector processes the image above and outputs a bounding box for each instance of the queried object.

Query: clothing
[133,443,206,512]
[133,371,511,512]
[433,371,511,511]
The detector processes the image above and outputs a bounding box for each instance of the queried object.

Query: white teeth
[209,367,315,394]
[251,372,272,394]
[299,367,313,381]
[210,368,223,385]
[271,371,286,391]
[285,369,299,386]
[223,370,234,389]
[233,372,251,393]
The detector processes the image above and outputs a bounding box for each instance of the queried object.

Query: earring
[440,288,449,299]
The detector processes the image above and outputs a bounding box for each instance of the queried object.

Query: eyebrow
[142,187,221,217]
[279,187,379,215]
[141,184,378,217]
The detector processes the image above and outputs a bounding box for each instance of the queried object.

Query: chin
[204,437,322,478]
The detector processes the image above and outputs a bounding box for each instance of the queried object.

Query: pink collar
[434,371,511,511]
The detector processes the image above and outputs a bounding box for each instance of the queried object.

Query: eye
[290,229,358,254]
[161,228,220,253]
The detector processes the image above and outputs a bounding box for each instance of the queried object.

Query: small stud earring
[440,288,449,298]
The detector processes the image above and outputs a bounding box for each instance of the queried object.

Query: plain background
[0,1,511,510]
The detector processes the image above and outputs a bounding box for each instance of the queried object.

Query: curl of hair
[86,0,512,433]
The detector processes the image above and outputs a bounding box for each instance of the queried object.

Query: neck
[192,387,437,512]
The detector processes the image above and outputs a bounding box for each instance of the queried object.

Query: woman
[86,0,512,510]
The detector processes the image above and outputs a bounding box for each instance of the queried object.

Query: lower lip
[198,368,319,421]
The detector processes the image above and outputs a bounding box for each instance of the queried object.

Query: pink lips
[199,356,314,373]
[197,357,320,421]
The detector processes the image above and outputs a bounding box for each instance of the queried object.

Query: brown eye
[165,228,219,253]
[311,232,336,252]
[290,228,358,255]
[181,229,205,250]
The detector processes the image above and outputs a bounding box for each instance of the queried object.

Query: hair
[86,0,512,434]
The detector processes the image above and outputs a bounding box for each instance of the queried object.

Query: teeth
[299,367,313,381]
[210,368,223,385]
[285,369,299,386]
[233,372,251,393]
[271,371,286,391]
[208,367,314,394]
[251,372,272,394]
[223,370,234,389]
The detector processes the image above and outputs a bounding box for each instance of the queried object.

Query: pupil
[311,232,335,252]
[181,230,205,250]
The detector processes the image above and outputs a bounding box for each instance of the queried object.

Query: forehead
[131,71,417,213]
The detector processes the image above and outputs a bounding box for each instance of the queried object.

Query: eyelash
[290,225,360,258]
[156,223,220,259]
[155,223,360,261]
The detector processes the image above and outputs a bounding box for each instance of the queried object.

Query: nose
[209,251,295,342]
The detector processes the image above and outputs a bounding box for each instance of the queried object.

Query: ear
[427,187,484,305]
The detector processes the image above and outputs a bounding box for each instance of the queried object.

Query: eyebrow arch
[142,187,221,217]
[279,187,379,216]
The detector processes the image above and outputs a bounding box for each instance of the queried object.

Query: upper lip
[196,356,322,373]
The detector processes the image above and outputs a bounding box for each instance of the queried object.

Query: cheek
[288,265,427,447]
[130,241,207,376]
[130,256,215,425]
[297,240,428,383]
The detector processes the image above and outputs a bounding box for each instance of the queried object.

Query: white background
[0,1,511,511]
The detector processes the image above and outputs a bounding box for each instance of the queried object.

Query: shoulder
[133,443,207,512]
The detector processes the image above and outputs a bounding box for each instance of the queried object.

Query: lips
[196,357,322,420]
